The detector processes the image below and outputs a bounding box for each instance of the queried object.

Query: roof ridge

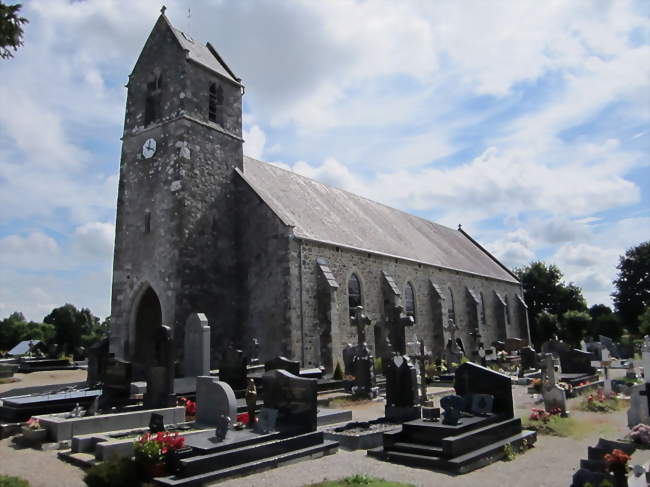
[243,155,460,237]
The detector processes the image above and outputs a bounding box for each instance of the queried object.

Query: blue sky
[0,0,648,322]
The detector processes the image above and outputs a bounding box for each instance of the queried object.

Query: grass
[329,396,375,408]
[521,414,613,440]
[0,476,30,487]
[304,475,416,487]
[0,377,18,384]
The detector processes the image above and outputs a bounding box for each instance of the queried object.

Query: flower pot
[143,462,167,480]
[21,427,47,444]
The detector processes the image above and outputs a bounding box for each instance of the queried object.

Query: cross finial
[458,223,462,230]
[161,5,167,15]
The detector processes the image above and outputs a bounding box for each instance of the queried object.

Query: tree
[613,241,650,334]
[559,310,592,346]
[514,261,588,347]
[639,307,650,336]
[44,304,102,356]
[0,311,55,351]
[0,2,28,59]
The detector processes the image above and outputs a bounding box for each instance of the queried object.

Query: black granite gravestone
[149,413,165,433]
[264,356,300,376]
[519,346,538,371]
[144,325,176,409]
[262,369,317,434]
[351,346,376,397]
[86,337,109,387]
[454,362,513,419]
[541,336,569,357]
[385,355,418,408]
[220,345,248,390]
[560,349,597,375]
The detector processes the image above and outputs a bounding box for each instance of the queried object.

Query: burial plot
[369,362,536,474]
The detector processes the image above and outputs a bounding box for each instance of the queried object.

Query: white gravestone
[184,313,211,377]
[627,336,650,427]
[542,353,567,414]
[196,377,237,427]
[602,348,612,395]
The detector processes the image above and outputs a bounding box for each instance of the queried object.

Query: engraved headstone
[542,354,567,414]
[471,394,494,415]
[219,344,248,390]
[183,312,211,377]
[196,376,237,427]
[149,413,165,433]
[454,362,514,418]
[386,305,415,356]
[262,369,317,434]
[385,355,418,408]
[144,325,176,409]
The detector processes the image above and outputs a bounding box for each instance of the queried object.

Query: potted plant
[604,448,631,487]
[177,397,196,421]
[133,431,187,480]
[21,417,47,444]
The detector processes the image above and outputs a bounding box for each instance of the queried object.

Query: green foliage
[577,390,621,413]
[613,241,650,334]
[373,357,382,375]
[305,477,416,487]
[502,443,516,461]
[0,475,30,487]
[0,2,28,59]
[638,307,650,336]
[0,312,54,351]
[559,310,592,346]
[83,457,139,487]
[333,361,343,380]
[43,304,104,357]
[514,261,587,347]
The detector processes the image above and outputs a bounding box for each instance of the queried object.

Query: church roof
[238,157,519,284]
[163,15,241,85]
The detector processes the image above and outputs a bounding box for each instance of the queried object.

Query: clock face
[142,138,157,159]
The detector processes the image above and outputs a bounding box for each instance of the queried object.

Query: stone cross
[350,306,372,346]
[444,318,459,342]
[386,305,415,356]
[543,353,558,386]
[640,336,650,411]
[602,347,612,395]
[417,336,427,403]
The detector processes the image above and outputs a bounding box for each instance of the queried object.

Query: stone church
[109,13,530,378]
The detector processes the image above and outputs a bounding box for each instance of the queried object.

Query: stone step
[440,417,523,458]
[400,415,501,445]
[390,441,443,456]
[368,430,536,475]
[180,431,325,477]
[154,440,338,487]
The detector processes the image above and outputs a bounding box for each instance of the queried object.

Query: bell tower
[110,12,243,378]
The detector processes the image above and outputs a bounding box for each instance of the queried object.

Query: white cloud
[0,232,61,271]
[74,222,115,259]
[243,125,267,160]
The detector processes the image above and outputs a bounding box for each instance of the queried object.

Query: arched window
[404,282,416,317]
[348,273,362,316]
[208,83,224,123]
[144,74,163,125]
[447,287,456,323]
[479,291,486,327]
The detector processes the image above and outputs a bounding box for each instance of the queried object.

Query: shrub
[333,361,343,380]
[83,458,139,487]
[0,476,30,487]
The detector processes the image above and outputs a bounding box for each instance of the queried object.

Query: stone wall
[289,239,527,370]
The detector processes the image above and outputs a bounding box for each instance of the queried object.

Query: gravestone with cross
[542,353,567,414]
[628,336,650,427]
[443,319,463,365]
[386,305,414,356]
[349,306,377,397]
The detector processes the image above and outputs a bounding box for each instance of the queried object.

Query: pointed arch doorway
[132,286,162,379]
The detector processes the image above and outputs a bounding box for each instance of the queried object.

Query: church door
[133,287,162,379]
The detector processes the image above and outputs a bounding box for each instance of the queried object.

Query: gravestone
[264,356,300,376]
[99,356,132,409]
[195,376,237,427]
[149,413,165,433]
[599,335,620,359]
[219,345,248,390]
[471,394,494,415]
[248,338,260,366]
[519,346,538,371]
[601,348,613,395]
[560,349,597,375]
[443,319,463,365]
[144,326,175,409]
[627,336,650,428]
[351,348,377,398]
[541,335,569,357]
[384,354,420,421]
[342,344,356,376]
[586,339,603,361]
[183,313,211,377]
[262,369,317,434]
[86,337,109,387]
[580,339,587,352]
[542,354,567,414]
[386,305,414,356]
[454,362,514,418]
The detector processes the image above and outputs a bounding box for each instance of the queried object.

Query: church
[109,12,530,378]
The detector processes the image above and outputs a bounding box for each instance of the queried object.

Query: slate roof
[8,340,40,356]
[164,16,240,85]
[238,157,519,284]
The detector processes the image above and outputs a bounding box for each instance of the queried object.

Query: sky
[0,0,648,322]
